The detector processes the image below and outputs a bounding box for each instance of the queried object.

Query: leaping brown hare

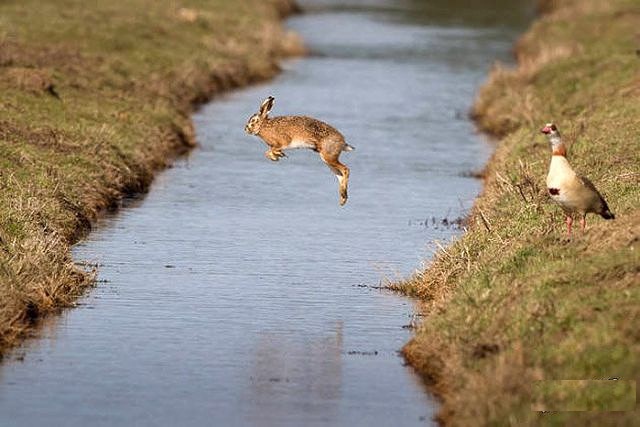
[244,96,354,206]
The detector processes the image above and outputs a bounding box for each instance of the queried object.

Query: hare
[244,96,354,205]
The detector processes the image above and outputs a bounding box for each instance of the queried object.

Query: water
[0,1,532,425]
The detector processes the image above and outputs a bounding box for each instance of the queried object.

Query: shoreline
[0,0,302,356]
[398,0,639,424]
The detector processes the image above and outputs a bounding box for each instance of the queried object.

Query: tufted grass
[0,0,301,356]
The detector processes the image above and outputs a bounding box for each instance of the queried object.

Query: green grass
[533,380,636,412]
[396,0,640,425]
[0,0,299,355]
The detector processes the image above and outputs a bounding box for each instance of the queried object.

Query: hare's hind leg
[321,153,350,206]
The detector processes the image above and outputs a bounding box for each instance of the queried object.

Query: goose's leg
[566,216,573,237]
[580,214,586,232]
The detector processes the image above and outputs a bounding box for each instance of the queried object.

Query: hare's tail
[343,143,355,152]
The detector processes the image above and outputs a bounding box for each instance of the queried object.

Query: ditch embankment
[397,0,639,424]
[0,0,301,355]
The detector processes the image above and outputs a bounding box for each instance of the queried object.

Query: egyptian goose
[541,123,615,236]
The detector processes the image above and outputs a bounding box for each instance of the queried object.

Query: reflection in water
[248,324,343,424]
[0,1,532,426]
[399,0,534,28]
[301,0,533,28]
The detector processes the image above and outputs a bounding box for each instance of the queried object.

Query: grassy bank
[0,0,300,356]
[397,0,639,424]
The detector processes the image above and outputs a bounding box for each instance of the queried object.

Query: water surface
[0,1,532,425]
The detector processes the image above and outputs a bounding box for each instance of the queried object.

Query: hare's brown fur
[245,96,353,205]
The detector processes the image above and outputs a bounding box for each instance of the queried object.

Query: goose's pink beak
[540,126,551,134]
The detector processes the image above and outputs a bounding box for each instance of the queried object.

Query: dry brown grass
[0,0,301,355]
[398,0,640,424]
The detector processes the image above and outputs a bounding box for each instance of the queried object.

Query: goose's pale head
[540,123,560,136]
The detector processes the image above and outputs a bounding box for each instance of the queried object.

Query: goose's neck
[550,135,567,157]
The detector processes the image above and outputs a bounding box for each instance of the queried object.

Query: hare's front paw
[266,149,286,161]
[265,150,280,161]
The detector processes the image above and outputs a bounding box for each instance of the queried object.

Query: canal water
[0,1,532,425]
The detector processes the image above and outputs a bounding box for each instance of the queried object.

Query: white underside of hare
[286,138,316,149]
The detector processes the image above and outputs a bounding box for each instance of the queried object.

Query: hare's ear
[259,96,275,117]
